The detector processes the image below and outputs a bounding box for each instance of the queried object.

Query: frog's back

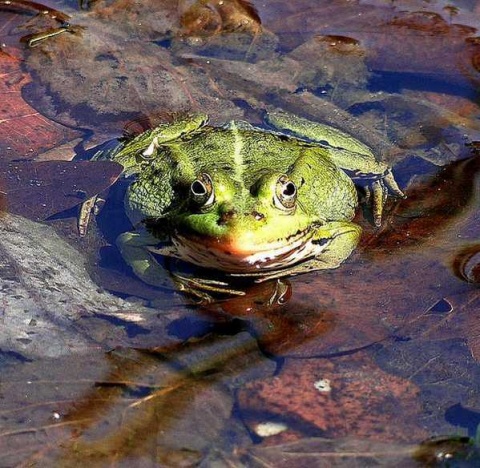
[171,126,307,183]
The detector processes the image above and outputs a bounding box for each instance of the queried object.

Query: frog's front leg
[117,230,246,299]
[310,220,362,269]
[116,230,175,289]
[241,221,362,283]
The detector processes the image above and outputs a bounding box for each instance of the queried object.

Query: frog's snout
[251,210,265,221]
[217,209,266,225]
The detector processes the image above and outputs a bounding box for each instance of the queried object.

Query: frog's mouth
[162,227,326,273]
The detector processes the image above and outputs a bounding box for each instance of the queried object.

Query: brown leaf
[247,437,418,467]
[0,50,81,159]
[180,0,261,36]
[238,352,427,443]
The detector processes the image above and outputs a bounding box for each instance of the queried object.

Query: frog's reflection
[452,244,480,284]
[199,278,337,356]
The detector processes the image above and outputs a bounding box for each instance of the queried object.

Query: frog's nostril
[218,210,236,225]
[252,211,265,221]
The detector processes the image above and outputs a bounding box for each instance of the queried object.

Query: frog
[99,111,404,297]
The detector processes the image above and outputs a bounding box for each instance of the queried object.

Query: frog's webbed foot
[364,169,406,227]
[231,267,296,283]
[383,169,405,198]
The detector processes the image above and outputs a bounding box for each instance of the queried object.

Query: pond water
[1,0,480,466]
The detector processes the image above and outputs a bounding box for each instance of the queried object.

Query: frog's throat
[160,228,325,273]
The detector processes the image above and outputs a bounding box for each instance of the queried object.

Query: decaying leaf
[0,50,81,158]
[238,352,427,443]
[180,0,262,36]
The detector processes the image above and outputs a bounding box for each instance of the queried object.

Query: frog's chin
[167,228,322,273]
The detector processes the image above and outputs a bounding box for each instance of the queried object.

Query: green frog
[101,112,404,296]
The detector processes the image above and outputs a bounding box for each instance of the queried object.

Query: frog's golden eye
[274,175,297,211]
[190,173,215,207]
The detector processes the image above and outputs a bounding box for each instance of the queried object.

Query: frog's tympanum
[104,112,404,295]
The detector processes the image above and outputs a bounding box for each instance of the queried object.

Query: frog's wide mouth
[164,227,324,273]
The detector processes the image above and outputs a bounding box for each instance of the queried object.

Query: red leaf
[0,50,81,159]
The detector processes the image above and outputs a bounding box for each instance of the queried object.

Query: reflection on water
[1,0,480,465]
[452,244,480,284]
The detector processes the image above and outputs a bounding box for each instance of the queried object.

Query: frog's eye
[274,175,297,211]
[190,173,215,208]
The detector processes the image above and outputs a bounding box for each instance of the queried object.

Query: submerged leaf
[180,0,262,36]
[246,437,417,467]
[0,160,123,221]
[0,334,268,465]
[0,51,81,158]
[238,352,426,443]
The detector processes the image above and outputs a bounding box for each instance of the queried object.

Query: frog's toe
[365,170,405,226]
[383,169,406,199]
[78,195,106,237]
[371,180,387,227]
[172,273,246,299]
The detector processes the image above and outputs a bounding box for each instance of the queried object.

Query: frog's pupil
[191,180,207,196]
[283,182,296,197]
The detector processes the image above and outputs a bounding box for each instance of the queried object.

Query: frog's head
[168,169,320,273]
